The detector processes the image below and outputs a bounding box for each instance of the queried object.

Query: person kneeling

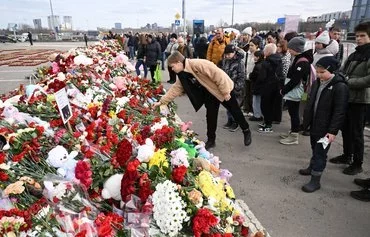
[299,56,348,193]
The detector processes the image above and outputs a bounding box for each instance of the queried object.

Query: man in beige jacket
[154,51,252,149]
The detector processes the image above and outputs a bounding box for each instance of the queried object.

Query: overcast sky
[0,0,353,30]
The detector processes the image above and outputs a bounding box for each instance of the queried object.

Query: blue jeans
[129,46,135,59]
[135,59,147,78]
[309,135,331,174]
[252,95,262,118]
[161,52,166,69]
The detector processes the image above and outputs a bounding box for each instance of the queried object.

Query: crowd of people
[109,22,370,201]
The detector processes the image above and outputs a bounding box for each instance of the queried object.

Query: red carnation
[75,160,93,190]
[192,208,219,237]
[0,171,9,181]
[172,166,187,184]
[0,152,6,164]
[115,139,132,168]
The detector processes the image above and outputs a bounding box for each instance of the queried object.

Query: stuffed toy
[176,139,197,159]
[101,173,124,201]
[113,76,128,91]
[180,121,192,132]
[137,138,155,163]
[46,146,78,180]
[219,169,233,183]
[19,176,43,198]
[193,158,220,175]
[195,143,211,160]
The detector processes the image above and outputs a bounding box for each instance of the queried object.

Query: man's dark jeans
[342,103,366,166]
[205,91,249,142]
[309,135,331,173]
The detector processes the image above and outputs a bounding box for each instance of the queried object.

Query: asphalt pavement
[0,42,369,237]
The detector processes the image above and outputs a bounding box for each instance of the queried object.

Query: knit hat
[170,33,177,39]
[287,37,306,53]
[315,30,330,45]
[242,27,252,36]
[316,56,340,73]
[224,44,236,54]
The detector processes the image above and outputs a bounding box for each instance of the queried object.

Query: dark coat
[196,37,208,59]
[249,61,263,95]
[177,71,205,111]
[303,74,349,137]
[157,36,168,53]
[281,49,313,95]
[342,43,370,104]
[221,50,245,97]
[136,44,146,60]
[255,53,282,95]
[145,40,161,66]
[128,35,135,47]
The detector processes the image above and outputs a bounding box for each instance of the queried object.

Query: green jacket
[342,43,370,104]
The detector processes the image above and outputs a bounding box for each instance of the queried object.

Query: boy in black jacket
[299,56,349,193]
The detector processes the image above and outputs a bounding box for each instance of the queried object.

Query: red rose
[115,139,133,168]
[241,226,249,236]
[0,171,9,181]
[0,152,6,164]
[97,222,113,237]
[172,166,187,184]
[193,208,218,237]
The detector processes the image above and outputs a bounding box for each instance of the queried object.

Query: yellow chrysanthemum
[197,171,232,211]
[108,110,116,118]
[148,148,168,170]
[225,184,235,199]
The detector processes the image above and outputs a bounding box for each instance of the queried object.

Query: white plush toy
[101,174,123,201]
[46,146,78,180]
[136,138,155,163]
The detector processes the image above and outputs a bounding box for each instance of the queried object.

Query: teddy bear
[137,138,155,163]
[101,173,124,201]
[46,145,78,180]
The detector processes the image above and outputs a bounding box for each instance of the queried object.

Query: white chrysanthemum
[152,180,189,236]
[151,117,169,132]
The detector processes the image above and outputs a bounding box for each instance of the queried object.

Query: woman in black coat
[145,34,162,82]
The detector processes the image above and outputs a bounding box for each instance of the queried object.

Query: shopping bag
[154,64,162,83]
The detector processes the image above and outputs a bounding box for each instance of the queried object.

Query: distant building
[33,19,42,29]
[349,0,370,32]
[307,10,351,23]
[152,23,158,30]
[48,15,60,31]
[63,16,73,30]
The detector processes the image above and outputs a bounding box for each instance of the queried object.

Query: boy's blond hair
[167,51,185,65]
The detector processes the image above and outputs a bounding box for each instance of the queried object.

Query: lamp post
[231,0,235,27]
[49,0,57,40]
[182,0,186,34]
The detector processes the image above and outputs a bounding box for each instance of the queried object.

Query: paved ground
[1,42,370,237]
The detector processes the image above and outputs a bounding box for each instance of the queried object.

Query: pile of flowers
[0,40,265,236]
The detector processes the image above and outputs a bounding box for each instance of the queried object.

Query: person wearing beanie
[313,30,339,65]
[299,56,348,193]
[165,33,179,83]
[280,37,313,145]
[220,44,246,132]
[329,22,370,201]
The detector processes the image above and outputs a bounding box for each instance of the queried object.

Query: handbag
[154,64,162,83]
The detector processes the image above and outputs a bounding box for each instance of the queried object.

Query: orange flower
[4,181,25,195]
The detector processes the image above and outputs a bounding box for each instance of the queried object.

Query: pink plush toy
[113,76,127,90]
[180,121,193,132]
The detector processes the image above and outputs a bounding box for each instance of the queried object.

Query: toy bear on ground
[46,145,78,180]
[102,173,124,201]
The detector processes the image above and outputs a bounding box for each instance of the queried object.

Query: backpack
[296,57,317,94]
[274,61,285,84]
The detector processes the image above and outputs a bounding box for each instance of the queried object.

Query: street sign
[175,20,180,26]
[175,13,181,20]
[277,18,286,25]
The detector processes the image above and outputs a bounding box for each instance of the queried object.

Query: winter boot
[343,164,363,175]
[223,120,233,129]
[243,129,252,146]
[279,131,291,139]
[329,154,352,164]
[302,174,321,193]
[350,189,370,202]
[279,132,299,145]
[228,123,239,132]
[299,165,312,176]
[205,140,216,150]
[354,178,370,189]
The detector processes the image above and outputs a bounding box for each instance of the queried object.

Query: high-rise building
[349,0,370,32]
[63,16,73,30]
[48,15,60,31]
[33,19,42,29]
[114,23,122,29]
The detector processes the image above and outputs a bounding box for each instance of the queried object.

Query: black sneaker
[228,123,239,132]
[243,129,252,146]
[223,120,233,129]
[249,116,263,121]
[343,165,363,175]
[354,178,370,189]
[205,140,216,150]
[258,126,273,133]
[258,122,266,128]
[301,130,310,136]
[329,154,352,164]
[350,189,370,202]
